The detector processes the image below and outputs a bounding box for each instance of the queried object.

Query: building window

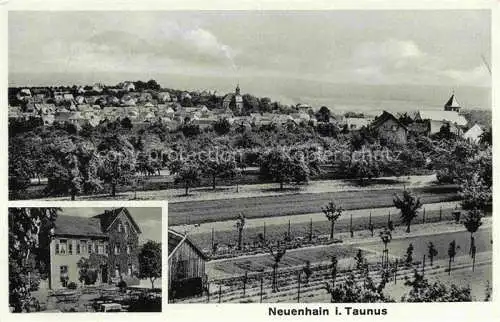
[118,223,123,232]
[105,243,109,255]
[124,222,129,234]
[391,125,397,131]
[76,243,81,254]
[60,265,69,287]
[98,242,104,254]
[55,242,60,255]
[94,243,98,254]
[128,264,132,276]
[68,241,73,255]
[59,239,67,255]
[88,242,93,254]
[115,264,120,277]
[115,243,120,255]
[126,244,131,254]
[80,240,87,254]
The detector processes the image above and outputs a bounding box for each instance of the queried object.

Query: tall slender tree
[322,201,344,240]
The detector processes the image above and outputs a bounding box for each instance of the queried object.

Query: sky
[9,10,491,110]
[60,207,163,244]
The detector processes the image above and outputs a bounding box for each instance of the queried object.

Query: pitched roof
[417,110,467,126]
[168,229,207,260]
[93,207,142,234]
[371,111,408,130]
[445,94,461,108]
[53,215,107,238]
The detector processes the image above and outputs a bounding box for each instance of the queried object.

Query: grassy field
[169,185,459,225]
[188,206,467,252]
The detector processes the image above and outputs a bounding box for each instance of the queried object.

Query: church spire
[235,83,240,95]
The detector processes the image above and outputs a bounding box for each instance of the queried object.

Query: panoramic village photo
[8,10,492,304]
[8,207,162,312]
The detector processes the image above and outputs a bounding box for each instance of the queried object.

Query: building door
[60,265,69,287]
[101,264,108,284]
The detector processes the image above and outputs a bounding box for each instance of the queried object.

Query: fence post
[439,207,442,221]
[288,219,291,241]
[297,272,301,303]
[218,284,222,303]
[207,282,210,303]
[369,211,372,227]
[349,214,353,238]
[243,271,247,296]
[394,259,398,284]
[309,218,313,242]
[211,227,215,253]
[422,255,426,277]
[260,277,264,303]
[423,208,426,224]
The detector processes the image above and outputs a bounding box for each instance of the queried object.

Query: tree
[174,162,201,196]
[402,270,471,302]
[316,106,331,122]
[138,241,162,289]
[269,242,286,292]
[180,123,201,137]
[235,213,246,251]
[120,117,133,130]
[354,249,366,270]
[379,228,392,268]
[96,136,136,197]
[322,201,344,240]
[447,240,457,275]
[405,243,414,267]
[393,189,422,233]
[459,172,492,212]
[348,153,381,185]
[324,269,392,303]
[260,149,310,190]
[44,137,101,200]
[213,118,231,135]
[428,242,438,266]
[9,208,59,312]
[202,157,237,190]
[463,209,482,257]
[302,260,313,285]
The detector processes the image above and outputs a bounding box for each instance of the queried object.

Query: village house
[344,117,370,130]
[370,111,408,144]
[168,229,207,299]
[463,124,484,143]
[413,110,467,135]
[121,81,136,92]
[49,208,141,289]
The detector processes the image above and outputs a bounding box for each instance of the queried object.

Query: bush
[117,280,127,293]
[67,282,77,290]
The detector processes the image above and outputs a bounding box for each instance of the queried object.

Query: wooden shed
[168,229,208,299]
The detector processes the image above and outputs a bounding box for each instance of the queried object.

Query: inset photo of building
[8,207,163,313]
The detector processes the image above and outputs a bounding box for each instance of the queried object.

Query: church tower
[234,84,243,112]
[444,91,461,112]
